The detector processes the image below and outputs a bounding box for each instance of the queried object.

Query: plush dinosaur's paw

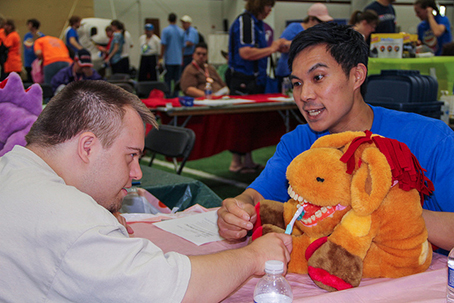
[307,240,363,291]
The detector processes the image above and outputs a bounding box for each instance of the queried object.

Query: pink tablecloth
[129,212,448,302]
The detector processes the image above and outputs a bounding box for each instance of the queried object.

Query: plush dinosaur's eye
[316,177,325,182]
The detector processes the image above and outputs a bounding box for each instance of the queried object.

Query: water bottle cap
[264,260,284,274]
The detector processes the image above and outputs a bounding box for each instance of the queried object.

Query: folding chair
[107,80,136,94]
[135,81,169,98]
[109,73,130,80]
[144,125,196,174]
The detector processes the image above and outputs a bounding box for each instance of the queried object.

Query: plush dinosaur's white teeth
[315,210,322,218]
[327,206,332,209]
[321,207,328,213]
[288,186,292,196]
[298,196,303,202]
[311,215,316,221]
[294,193,299,201]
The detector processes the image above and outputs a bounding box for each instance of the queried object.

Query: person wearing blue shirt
[365,0,396,33]
[160,13,184,98]
[105,20,129,75]
[217,22,454,253]
[181,15,199,71]
[227,0,287,96]
[414,0,452,56]
[23,18,44,83]
[65,16,83,59]
[276,3,333,82]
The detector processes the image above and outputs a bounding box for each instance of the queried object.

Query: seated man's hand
[217,198,256,241]
[112,211,134,235]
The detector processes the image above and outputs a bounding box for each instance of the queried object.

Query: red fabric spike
[340,130,373,174]
[339,131,434,205]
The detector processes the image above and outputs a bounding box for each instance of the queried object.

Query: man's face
[193,47,208,66]
[258,5,273,20]
[74,21,81,29]
[414,4,427,21]
[84,106,145,213]
[290,44,358,134]
[181,21,190,30]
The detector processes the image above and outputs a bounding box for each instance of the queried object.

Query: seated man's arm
[185,86,205,98]
[183,232,292,303]
[69,37,83,51]
[422,209,454,251]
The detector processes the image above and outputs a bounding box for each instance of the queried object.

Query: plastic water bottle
[253,260,293,303]
[281,77,292,97]
[439,90,451,125]
[448,248,454,302]
[204,82,212,100]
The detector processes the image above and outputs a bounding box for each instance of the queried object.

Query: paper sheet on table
[268,97,294,102]
[193,99,255,106]
[153,210,223,245]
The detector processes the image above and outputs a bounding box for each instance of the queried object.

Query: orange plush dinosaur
[251,130,434,291]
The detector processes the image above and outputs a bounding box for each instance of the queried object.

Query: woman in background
[414,0,452,56]
[105,20,129,74]
[349,10,379,40]
[2,19,22,80]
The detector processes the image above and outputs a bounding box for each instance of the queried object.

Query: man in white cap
[138,23,161,81]
[181,15,199,71]
[276,3,333,82]
[51,48,103,93]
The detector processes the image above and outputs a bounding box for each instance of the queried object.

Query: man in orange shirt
[0,18,7,80]
[1,19,22,81]
[34,36,72,84]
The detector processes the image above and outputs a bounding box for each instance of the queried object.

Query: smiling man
[217,22,454,252]
[0,79,292,302]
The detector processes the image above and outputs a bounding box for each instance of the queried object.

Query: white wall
[93,0,453,69]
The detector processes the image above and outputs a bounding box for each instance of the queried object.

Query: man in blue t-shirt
[23,18,44,83]
[160,13,184,98]
[228,0,287,96]
[217,22,454,252]
[180,15,199,71]
[365,0,396,33]
[65,16,83,59]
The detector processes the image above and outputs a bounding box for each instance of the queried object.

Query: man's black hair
[288,22,369,97]
[168,13,177,23]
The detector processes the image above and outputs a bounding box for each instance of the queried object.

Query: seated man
[217,23,454,252]
[51,48,103,93]
[0,80,291,302]
[180,42,229,98]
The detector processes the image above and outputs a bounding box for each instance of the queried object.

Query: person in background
[51,48,103,93]
[349,10,380,40]
[217,22,454,254]
[0,16,6,80]
[228,0,287,96]
[1,19,22,81]
[160,13,184,98]
[105,20,129,75]
[276,3,333,86]
[34,36,73,84]
[227,0,288,173]
[180,42,228,98]
[364,0,396,34]
[441,42,454,56]
[414,0,452,56]
[138,23,160,82]
[23,19,45,83]
[181,15,199,71]
[0,80,292,302]
[65,15,83,59]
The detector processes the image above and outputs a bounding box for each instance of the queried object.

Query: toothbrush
[285,205,305,235]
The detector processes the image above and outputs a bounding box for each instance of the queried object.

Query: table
[137,165,222,210]
[130,210,449,302]
[368,57,454,98]
[142,94,304,160]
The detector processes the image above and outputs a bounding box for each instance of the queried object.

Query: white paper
[153,211,224,245]
[267,97,294,102]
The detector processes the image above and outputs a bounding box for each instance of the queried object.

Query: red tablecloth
[142,94,300,160]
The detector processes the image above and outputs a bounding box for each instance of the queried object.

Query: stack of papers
[194,99,255,106]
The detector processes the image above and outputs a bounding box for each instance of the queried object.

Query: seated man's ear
[353,63,367,89]
[77,132,99,163]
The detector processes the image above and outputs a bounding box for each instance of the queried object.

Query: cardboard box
[370,33,418,59]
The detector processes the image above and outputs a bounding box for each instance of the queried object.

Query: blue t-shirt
[161,24,184,65]
[228,11,268,86]
[364,1,396,33]
[276,23,304,77]
[417,15,452,56]
[23,31,45,68]
[249,105,454,212]
[65,27,80,54]
[109,32,125,64]
[183,26,199,56]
